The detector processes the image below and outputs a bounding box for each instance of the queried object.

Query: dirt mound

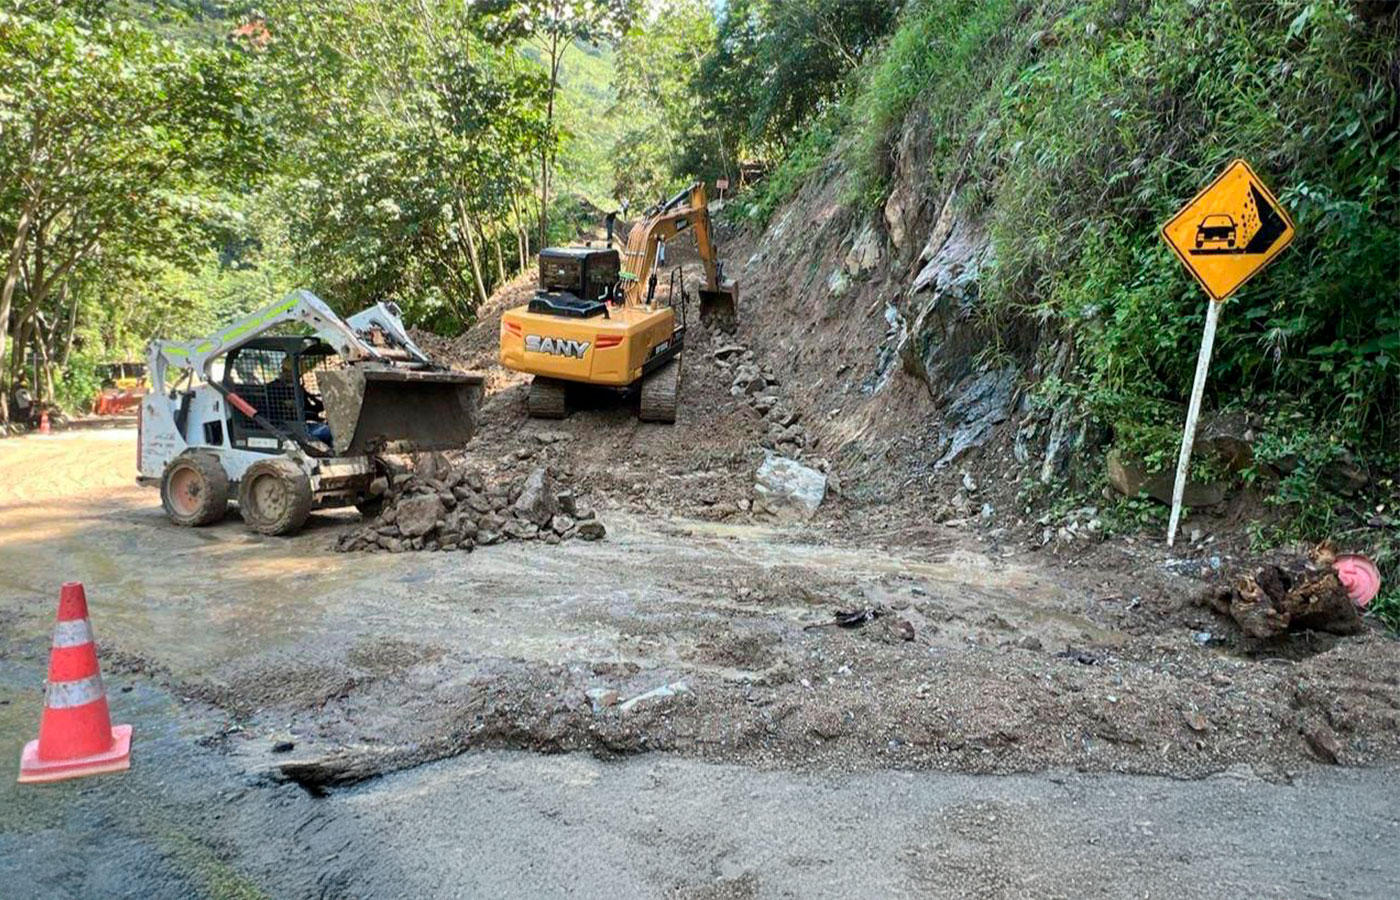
[415,265,785,522]
[1196,543,1364,639]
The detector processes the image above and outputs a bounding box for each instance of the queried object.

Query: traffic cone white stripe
[44,674,106,709]
[51,619,94,648]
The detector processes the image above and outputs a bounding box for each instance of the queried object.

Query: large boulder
[396,494,445,538]
[1107,449,1225,507]
[512,466,558,526]
[754,453,827,518]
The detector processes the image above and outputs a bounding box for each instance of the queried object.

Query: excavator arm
[619,182,738,323]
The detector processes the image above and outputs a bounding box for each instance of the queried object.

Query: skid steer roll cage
[147,290,436,456]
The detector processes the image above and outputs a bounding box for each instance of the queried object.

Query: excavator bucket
[698,281,739,331]
[317,367,484,456]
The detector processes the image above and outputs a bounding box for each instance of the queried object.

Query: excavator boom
[619,182,738,324]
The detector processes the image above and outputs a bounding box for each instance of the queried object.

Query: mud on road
[3,428,1399,788]
[3,409,1400,897]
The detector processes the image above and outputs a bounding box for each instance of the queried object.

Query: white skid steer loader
[138,290,483,535]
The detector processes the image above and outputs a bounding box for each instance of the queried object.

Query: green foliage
[258,0,551,327]
[736,105,846,225]
[610,0,715,202]
[979,0,1399,452]
[676,0,899,183]
[54,352,101,413]
[0,1,270,414]
[847,0,1027,205]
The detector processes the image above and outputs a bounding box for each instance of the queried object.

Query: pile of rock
[714,342,810,457]
[335,464,605,553]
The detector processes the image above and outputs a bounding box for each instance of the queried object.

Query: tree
[255,0,550,329]
[0,4,266,419]
[473,0,637,247]
[610,0,715,202]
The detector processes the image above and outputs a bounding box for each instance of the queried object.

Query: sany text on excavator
[499,181,738,423]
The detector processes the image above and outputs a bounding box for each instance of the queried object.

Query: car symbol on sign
[1195,214,1237,249]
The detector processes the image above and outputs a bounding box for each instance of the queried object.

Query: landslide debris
[1195,542,1364,639]
[335,459,604,553]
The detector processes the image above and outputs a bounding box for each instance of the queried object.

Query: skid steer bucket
[318,367,484,456]
[698,281,739,331]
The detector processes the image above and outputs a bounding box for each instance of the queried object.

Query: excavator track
[528,377,569,419]
[638,356,681,423]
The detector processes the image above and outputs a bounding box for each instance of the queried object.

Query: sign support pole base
[1167,299,1221,547]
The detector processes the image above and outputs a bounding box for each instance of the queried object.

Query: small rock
[512,466,559,526]
[619,681,689,713]
[1304,722,1342,764]
[1183,710,1209,733]
[502,520,539,540]
[396,494,445,538]
[551,514,575,536]
[1015,635,1043,651]
[271,740,295,754]
[576,520,606,541]
[586,688,620,713]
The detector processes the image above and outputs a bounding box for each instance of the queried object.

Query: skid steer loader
[499,181,738,423]
[138,290,483,535]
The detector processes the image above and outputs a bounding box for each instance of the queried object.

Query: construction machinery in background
[499,181,739,423]
[139,291,483,535]
[93,361,148,416]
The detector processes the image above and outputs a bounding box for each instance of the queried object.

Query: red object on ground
[17,582,132,784]
[38,410,50,434]
[1335,554,1382,608]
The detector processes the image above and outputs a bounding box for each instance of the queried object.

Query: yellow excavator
[499,182,738,422]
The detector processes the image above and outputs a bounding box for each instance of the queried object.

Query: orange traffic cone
[38,409,50,434]
[18,582,132,784]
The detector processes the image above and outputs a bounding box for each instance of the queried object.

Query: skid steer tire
[238,458,313,536]
[355,495,386,520]
[639,356,681,424]
[161,452,230,527]
[528,377,568,419]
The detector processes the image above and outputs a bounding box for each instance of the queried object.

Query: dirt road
[2,429,1398,897]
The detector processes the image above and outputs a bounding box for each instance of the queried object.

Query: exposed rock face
[753,453,827,518]
[935,366,1018,468]
[900,218,994,392]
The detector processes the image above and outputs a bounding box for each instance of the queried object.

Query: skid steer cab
[138,290,483,536]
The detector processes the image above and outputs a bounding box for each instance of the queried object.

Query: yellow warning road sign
[1161,158,1295,302]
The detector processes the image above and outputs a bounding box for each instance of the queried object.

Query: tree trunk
[0,205,34,423]
[538,32,562,250]
[492,221,507,285]
[456,199,490,308]
[58,282,78,368]
[33,328,54,404]
[510,189,529,269]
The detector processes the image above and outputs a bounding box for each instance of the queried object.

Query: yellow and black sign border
[1160,157,1296,303]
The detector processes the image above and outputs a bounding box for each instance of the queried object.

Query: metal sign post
[1166,299,1221,547]
[1159,159,1295,546]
